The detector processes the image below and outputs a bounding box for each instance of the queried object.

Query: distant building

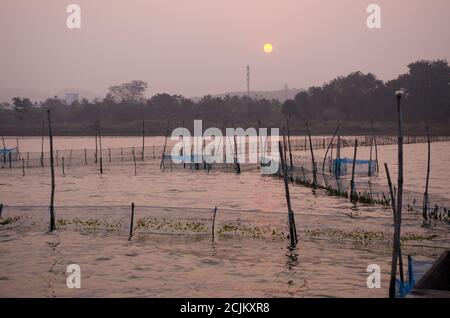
[65,93,79,105]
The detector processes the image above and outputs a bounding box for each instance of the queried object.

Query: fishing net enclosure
[0,205,289,240]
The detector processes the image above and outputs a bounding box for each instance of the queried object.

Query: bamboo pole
[286,119,294,179]
[69,149,72,166]
[133,147,137,175]
[56,150,59,166]
[62,157,65,177]
[141,119,145,160]
[423,126,431,222]
[0,203,3,218]
[322,125,339,173]
[350,139,358,202]
[389,91,405,299]
[306,122,317,188]
[279,141,297,246]
[94,134,98,164]
[233,134,240,174]
[99,126,103,174]
[336,134,341,176]
[129,202,135,239]
[16,138,20,161]
[374,133,379,172]
[40,118,44,167]
[22,158,25,176]
[211,206,217,242]
[26,152,29,168]
[384,163,405,285]
[47,110,56,231]
[2,136,6,168]
[368,120,374,177]
[84,149,87,165]
[160,121,170,170]
[108,148,111,163]
[8,152,11,169]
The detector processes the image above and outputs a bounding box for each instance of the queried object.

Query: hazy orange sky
[1,0,449,98]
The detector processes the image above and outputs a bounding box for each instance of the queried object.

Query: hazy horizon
[1,0,450,98]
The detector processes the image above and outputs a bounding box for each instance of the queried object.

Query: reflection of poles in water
[285,245,299,271]
[423,126,431,222]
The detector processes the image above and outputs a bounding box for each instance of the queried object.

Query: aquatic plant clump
[135,217,209,234]
[217,222,286,240]
[304,228,439,245]
[56,217,126,231]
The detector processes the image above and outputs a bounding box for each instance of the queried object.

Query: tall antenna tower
[246,65,250,97]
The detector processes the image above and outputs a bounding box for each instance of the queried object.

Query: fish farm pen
[2,133,449,223]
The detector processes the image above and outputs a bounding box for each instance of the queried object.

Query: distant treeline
[1,59,449,136]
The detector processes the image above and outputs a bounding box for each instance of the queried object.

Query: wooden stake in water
[160,121,170,170]
[286,119,294,178]
[22,158,25,176]
[384,163,405,286]
[99,126,103,174]
[2,136,6,168]
[423,126,431,222]
[233,134,241,174]
[129,202,135,239]
[108,148,111,163]
[94,134,98,164]
[40,118,44,167]
[26,152,29,168]
[47,110,56,231]
[279,141,298,246]
[0,203,3,218]
[16,138,20,161]
[84,149,87,165]
[62,157,65,177]
[368,120,374,177]
[211,206,218,242]
[141,119,145,160]
[374,133,379,172]
[133,147,137,175]
[350,139,358,202]
[8,152,11,169]
[306,122,317,188]
[56,150,59,166]
[389,91,405,299]
[322,125,339,173]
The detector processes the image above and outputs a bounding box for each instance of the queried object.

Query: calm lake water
[0,137,449,297]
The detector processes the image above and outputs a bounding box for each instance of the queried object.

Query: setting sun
[263,43,273,53]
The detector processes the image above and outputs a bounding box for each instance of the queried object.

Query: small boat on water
[409,250,450,298]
